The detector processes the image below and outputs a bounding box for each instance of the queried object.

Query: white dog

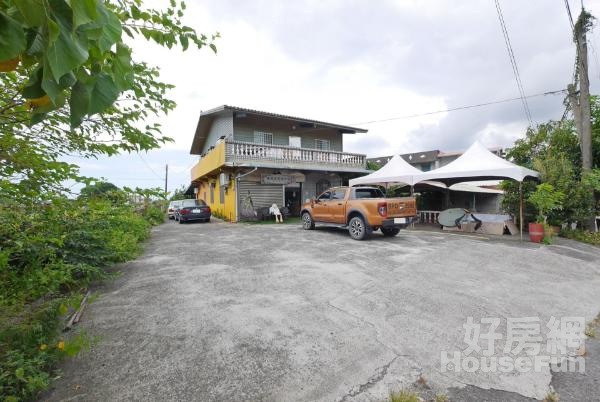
[269,203,283,223]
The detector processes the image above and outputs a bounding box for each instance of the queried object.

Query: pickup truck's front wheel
[349,216,370,240]
[381,227,400,237]
[301,212,315,230]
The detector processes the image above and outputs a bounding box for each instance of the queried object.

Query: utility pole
[164,164,168,195]
[574,10,593,172]
[568,9,595,230]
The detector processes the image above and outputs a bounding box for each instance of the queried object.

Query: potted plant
[527,183,565,243]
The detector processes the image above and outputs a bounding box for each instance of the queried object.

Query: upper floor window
[315,139,330,150]
[254,131,273,145]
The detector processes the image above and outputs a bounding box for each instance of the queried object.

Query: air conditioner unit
[219,173,229,187]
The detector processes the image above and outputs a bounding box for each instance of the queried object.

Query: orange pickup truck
[300,186,418,240]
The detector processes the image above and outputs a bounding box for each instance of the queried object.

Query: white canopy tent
[349,154,424,187]
[351,141,540,240]
[416,141,540,184]
[415,141,540,240]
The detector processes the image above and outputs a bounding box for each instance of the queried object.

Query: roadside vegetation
[501,96,600,245]
[0,187,164,400]
[0,0,217,400]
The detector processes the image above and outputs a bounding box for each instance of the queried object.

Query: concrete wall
[201,113,234,154]
[233,115,344,152]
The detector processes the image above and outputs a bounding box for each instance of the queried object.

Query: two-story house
[188,105,369,221]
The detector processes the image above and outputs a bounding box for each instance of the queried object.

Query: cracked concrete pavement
[42,220,600,401]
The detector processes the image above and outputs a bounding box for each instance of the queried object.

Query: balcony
[191,139,367,181]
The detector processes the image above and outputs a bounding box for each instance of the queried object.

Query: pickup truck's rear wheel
[301,212,315,230]
[381,227,400,237]
[349,216,370,240]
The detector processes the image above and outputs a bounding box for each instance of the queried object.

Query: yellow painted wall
[190,141,225,181]
[195,172,237,222]
[191,141,238,221]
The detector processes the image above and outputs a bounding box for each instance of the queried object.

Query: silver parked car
[168,200,183,220]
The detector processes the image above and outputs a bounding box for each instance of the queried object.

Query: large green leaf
[69,79,91,127]
[25,28,45,56]
[41,58,63,103]
[13,0,45,27]
[96,6,122,53]
[48,0,74,30]
[111,44,133,90]
[0,11,27,61]
[46,17,89,82]
[88,72,119,115]
[22,66,45,99]
[70,0,98,28]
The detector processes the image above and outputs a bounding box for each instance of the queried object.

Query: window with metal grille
[219,184,225,204]
[253,131,273,144]
[315,139,330,150]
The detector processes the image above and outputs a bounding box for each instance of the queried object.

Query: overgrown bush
[142,205,166,226]
[561,228,600,246]
[0,192,163,401]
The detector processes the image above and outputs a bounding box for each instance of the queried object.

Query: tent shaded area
[415,141,540,239]
[351,141,540,239]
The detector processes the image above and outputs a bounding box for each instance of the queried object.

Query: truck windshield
[354,188,384,199]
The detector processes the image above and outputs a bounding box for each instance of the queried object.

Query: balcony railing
[225,140,366,170]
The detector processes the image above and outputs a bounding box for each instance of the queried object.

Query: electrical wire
[352,89,566,125]
[137,153,163,180]
[565,0,575,31]
[494,0,534,127]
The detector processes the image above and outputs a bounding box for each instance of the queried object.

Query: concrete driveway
[43,220,600,401]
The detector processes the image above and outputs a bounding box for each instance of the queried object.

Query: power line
[104,177,165,181]
[352,89,566,125]
[494,0,534,127]
[137,153,163,180]
[565,0,575,31]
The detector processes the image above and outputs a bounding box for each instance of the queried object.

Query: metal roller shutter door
[238,182,284,209]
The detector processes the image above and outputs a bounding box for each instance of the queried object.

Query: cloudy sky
[74,0,600,194]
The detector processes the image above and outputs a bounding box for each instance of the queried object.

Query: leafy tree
[502,112,600,227]
[366,160,382,171]
[79,181,118,198]
[0,0,218,201]
[528,183,565,224]
[169,185,190,201]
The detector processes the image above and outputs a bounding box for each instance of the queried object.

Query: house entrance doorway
[285,183,302,216]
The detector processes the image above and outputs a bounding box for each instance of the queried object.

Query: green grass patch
[389,390,421,402]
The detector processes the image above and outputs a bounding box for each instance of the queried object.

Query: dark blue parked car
[175,199,211,223]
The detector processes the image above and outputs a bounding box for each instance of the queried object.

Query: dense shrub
[0,195,162,401]
[142,205,166,226]
[561,228,600,246]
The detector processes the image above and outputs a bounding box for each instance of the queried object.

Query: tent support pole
[410,185,414,196]
[519,181,523,242]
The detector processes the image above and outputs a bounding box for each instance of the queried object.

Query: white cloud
[75,0,600,191]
